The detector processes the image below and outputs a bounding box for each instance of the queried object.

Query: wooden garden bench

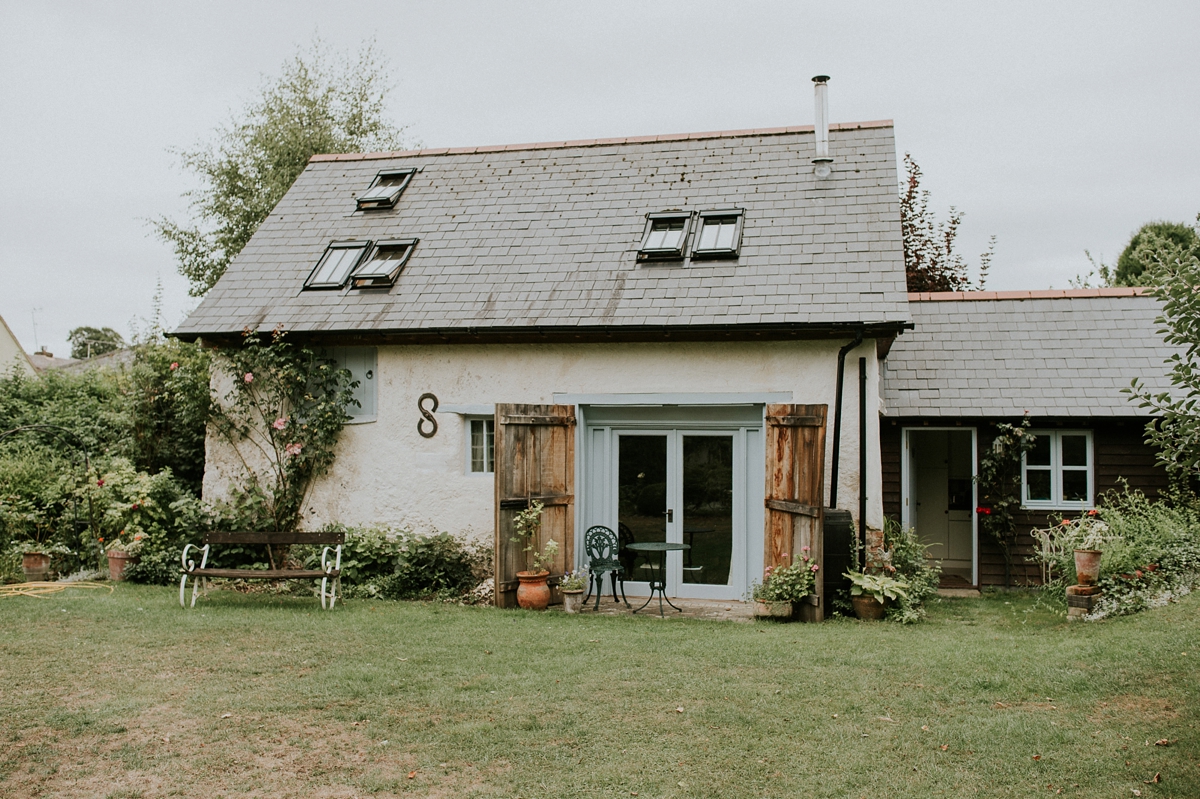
[180,531,343,610]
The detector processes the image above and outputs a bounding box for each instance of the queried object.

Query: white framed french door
[901,426,978,586]
[608,427,748,600]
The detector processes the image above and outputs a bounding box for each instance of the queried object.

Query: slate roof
[175,122,911,341]
[882,289,1177,417]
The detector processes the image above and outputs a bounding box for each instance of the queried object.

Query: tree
[154,39,410,297]
[67,326,125,360]
[1126,214,1200,491]
[1114,221,1200,287]
[900,153,995,292]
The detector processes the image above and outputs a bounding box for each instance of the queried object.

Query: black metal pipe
[858,356,868,565]
[829,330,863,508]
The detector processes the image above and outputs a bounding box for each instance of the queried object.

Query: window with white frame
[468,417,495,473]
[691,209,744,259]
[1022,430,1093,509]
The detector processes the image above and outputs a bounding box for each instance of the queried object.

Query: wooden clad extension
[494,404,576,608]
[764,404,828,621]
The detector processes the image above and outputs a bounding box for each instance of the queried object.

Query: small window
[1022,430,1093,510]
[637,212,692,261]
[351,239,417,289]
[323,347,377,421]
[304,241,370,289]
[469,418,495,473]
[692,210,744,259]
[356,168,416,211]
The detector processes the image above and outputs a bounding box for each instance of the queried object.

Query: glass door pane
[618,434,668,584]
[681,435,733,586]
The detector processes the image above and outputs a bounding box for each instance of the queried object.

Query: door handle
[663,509,674,523]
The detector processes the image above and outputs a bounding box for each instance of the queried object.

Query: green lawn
[1,585,1197,798]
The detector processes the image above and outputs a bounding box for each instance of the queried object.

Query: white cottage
[175,112,912,612]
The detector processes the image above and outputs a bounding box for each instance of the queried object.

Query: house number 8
[417,392,439,438]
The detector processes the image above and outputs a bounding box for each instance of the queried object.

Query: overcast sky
[2,1,1197,358]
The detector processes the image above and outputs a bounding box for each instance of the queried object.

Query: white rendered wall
[202,339,885,539]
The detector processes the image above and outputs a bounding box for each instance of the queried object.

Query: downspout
[859,356,868,565]
[829,330,864,508]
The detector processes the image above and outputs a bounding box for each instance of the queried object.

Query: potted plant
[1069,511,1108,586]
[845,570,910,621]
[9,540,71,583]
[559,569,588,614]
[751,549,818,620]
[511,501,560,610]
[104,529,146,582]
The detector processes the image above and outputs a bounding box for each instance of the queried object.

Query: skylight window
[304,241,370,289]
[350,239,418,289]
[637,212,692,261]
[355,168,416,211]
[692,210,744,259]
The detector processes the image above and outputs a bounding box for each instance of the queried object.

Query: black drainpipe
[829,330,864,508]
[858,356,868,566]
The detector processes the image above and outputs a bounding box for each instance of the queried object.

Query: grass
[1,586,1198,798]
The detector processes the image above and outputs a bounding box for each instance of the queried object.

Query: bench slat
[204,532,345,545]
[185,568,338,579]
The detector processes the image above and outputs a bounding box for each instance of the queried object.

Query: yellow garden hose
[0,581,114,598]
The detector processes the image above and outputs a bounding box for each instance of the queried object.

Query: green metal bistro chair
[583,525,630,610]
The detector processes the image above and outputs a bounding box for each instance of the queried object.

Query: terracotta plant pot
[516,571,551,610]
[561,589,585,614]
[107,551,137,582]
[851,594,887,621]
[753,599,794,620]
[1073,549,1102,586]
[22,552,51,583]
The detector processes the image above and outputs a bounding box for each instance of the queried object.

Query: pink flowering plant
[211,326,357,533]
[751,549,818,603]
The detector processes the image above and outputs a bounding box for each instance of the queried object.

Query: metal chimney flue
[812,75,833,178]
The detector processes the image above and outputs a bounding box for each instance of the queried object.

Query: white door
[613,428,746,600]
[903,428,978,586]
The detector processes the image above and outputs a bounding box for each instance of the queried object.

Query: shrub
[1032,487,1200,619]
[882,520,941,624]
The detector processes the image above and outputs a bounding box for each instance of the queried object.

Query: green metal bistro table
[625,541,690,617]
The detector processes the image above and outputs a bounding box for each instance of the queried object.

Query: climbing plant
[210,327,357,535]
[975,415,1036,587]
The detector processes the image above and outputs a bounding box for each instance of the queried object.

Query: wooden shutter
[494,404,576,608]
[765,404,828,621]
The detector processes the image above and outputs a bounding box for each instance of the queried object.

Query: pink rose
[810,564,819,572]
[273,418,287,430]
[801,546,810,552]
[244,372,254,383]
[169,362,179,371]
[285,443,303,457]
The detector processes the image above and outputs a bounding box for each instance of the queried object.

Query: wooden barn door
[494,404,576,608]
[765,404,828,621]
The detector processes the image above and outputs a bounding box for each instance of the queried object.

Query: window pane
[312,247,360,286]
[1061,434,1088,466]
[646,219,684,251]
[715,219,736,249]
[471,420,485,472]
[485,420,495,473]
[698,221,719,250]
[1027,435,1051,466]
[1026,468,1051,501]
[1062,469,1088,502]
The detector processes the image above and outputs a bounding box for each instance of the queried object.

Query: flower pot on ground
[1073,549,1102,586]
[516,571,552,610]
[562,589,586,614]
[107,551,137,582]
[21,552,51,583]
[845,570,910,621]
[753,599,794,620]
[559,569,588,614]
[749,550,819,622]
[851,593,887,621]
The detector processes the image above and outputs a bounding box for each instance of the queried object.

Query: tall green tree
[154,40,410,297]
[1114,221,1200,287]
[1127,214,1200,490]
[67,326,125,360]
